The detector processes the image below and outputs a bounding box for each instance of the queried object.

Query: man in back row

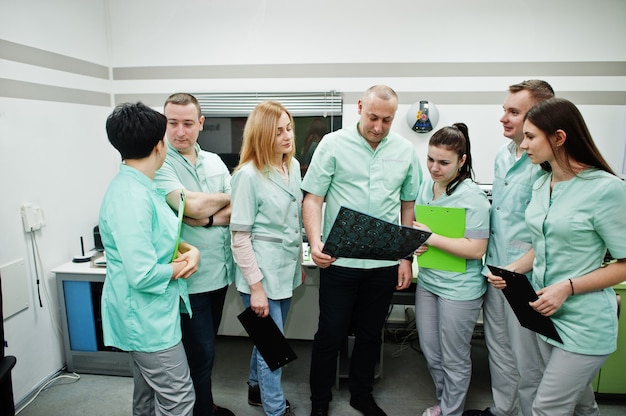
[463,80,555,416]
[155,92,235,416]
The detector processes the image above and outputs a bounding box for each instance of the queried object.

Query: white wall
[108,0,626,182]
[108,0,626,65]
[0,0,117,405]
[0,0,110,64]
[1,0,625,408]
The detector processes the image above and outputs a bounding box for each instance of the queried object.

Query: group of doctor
[98,80,626,416]
[415,80,626,416]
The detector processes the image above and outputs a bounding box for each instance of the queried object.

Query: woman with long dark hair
[100,103,200,415]
[510,97,626,415]
[412,123,491,416]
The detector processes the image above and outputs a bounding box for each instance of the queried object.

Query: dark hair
[429,122,474,195]
[508,80,555,104]
[525,97,615,175]
[164,92,202,119]
[106,102,166,160]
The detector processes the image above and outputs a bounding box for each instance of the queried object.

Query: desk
[53,261,398,380]
[53,261,323,376]
[53,261,132,376]
[218,265,321,340]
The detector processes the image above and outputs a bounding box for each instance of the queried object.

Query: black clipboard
[487,265,563,343]
[322,206,431,260]
[237,307,298,371]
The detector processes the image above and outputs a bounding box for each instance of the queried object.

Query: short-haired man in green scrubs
[303,85,422,416]
[155,93,235,416]
[463,80,554,416]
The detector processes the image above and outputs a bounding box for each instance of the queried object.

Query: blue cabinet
[54,262,132,376]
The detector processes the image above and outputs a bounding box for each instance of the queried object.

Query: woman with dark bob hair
[100,102,200,415]
[505,97,626,415]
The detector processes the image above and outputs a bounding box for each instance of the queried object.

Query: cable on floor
[391,328,418,357]
[17,372,81,413]
[385,306,419,357]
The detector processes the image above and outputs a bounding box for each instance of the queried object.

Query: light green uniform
[416,177,491,300]
[301,124,422,269]
[526,169,626,355]
[484,141,544,274]
[155,141,234,294]
[99,164,190,352]
[230,160,303,300]
[482,142,545,416]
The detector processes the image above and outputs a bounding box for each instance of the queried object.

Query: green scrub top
[99,164,190,352]
[301,124,422,269]
[526,169,626,355]
[155,141,234,294]
[416,178,491,301]
[230,160,303,300]
[483,142,544,277]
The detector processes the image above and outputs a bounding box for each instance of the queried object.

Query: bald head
[363,85,398,107]
[357,85,398,149]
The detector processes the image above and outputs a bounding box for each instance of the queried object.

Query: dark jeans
[310,265,398,405]
[181,286,228,416]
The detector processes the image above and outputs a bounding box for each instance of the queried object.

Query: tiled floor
[16,335,626,415]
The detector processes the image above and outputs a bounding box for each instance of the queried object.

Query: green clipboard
[171,189,186,261]
[172,190,191,315]
[414,205,466,273]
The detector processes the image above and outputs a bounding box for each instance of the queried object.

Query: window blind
[194,91,342,117]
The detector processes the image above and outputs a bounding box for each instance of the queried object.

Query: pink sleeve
[231,231,264,286]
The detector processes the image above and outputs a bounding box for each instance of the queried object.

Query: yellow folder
[414,205,466,273]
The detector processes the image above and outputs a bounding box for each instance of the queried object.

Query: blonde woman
[230,101,303,416]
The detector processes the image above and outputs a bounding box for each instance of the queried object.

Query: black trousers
[309,265,397,405]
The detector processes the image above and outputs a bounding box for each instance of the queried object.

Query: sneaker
[350,395,387,416]
[280,400,293,416]
[310,402,329,416]
[212,404,235,416]
[462,409,495,416]
[422,404,441,416]
[247,383,262,407]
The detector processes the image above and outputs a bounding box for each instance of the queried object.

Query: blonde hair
[235,101,296,173]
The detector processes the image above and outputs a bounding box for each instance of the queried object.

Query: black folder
[237,307,298,371]
[487,265,563,343]
[322,206,431,260]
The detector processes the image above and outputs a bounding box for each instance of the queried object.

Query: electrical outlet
[20,203,45,232]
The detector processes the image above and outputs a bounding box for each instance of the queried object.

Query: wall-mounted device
[20,203,45,232]
[406,100,439,133]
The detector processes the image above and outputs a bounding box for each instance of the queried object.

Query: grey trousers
[130,341,195,416]
[532,339,607,416]
[416,285,483,416]
[483,284,543,416]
